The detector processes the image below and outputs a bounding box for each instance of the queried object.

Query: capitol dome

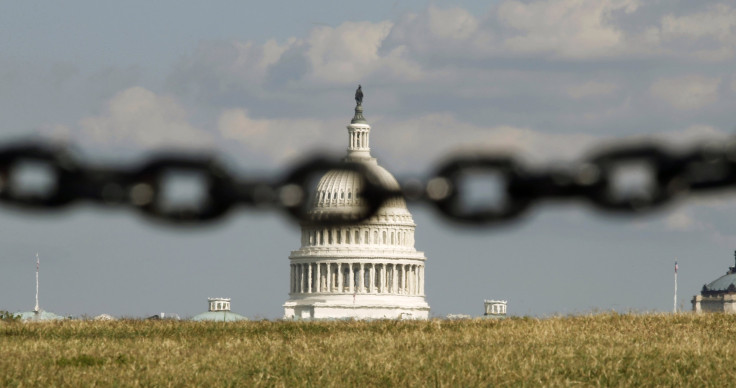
[283,88,430,320]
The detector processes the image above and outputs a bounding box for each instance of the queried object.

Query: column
[326,262,332,293]
[299,264,304,293]
[398,264,403,294]
[369,264,375,293]
[289,264,294,293]
[403,264,408,294]
[392,264,398,294]
[419,266,424,295]
[413,265,418,295]
[338,263,343,292]
[349,263,354,294]
[316,262,321,293]
[307,263,313,293]
[414,265,419,295]
[293,264,298,293]
[359,263,365,293]
[407,265,412,295]
[379,264,386,293]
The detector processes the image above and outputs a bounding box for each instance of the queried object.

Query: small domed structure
[483,300,507,318]
[693,251,736,313]
[192,298,247,322]
[283,87,430,320]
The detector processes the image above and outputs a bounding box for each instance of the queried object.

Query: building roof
[191,311,247,322]
[703,270,736,293]
[700,252,736,294]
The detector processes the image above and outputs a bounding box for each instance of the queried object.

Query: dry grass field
[2,313,735,387]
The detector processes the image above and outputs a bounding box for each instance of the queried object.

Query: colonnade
[349,128,369,150]
[303,227,414,247]
[290,261,424,295]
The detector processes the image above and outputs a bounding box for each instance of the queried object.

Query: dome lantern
[346,85,372,162]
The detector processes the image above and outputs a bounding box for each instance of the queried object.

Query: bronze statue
[355,85,363,105]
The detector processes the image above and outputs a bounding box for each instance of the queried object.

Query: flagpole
[34,252,40,313]
[673,260,678,314]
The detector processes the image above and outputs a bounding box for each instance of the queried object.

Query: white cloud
[303,21,422,84]
[497,0,639,59]
[650,75,720,110]
[78,87,212,150]
[374,113,601,169]
[567,81,619,99]
[217,108,342,163]
[661,5,736,42]
[656,4,736,61]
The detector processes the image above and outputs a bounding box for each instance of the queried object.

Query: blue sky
[2,0,736,318]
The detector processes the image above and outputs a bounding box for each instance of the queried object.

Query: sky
[2,0,736,319]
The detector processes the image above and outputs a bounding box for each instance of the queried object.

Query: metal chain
[0,139,734,226]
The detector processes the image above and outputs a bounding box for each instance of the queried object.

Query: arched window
[382,231,387,244]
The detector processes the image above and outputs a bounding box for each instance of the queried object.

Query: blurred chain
[0,139,735,226]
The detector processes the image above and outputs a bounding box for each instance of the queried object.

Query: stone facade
[692,294,736,313]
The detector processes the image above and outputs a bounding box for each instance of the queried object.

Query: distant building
[146,312,180,320]
[192,297,247,322]
[484,300,507,318]
[94,314,116,321]
[692,251,736,313]
[283,88,430,320]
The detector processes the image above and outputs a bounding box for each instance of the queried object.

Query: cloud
[650,75,720,110]
[303,21,421,84]
[567,81,619,99]
[659,4,736,61]
[497,0,639,59]
[78,87,213,151]
[373,113,601,170]
[665,211,706,231]
[217,108,343,164]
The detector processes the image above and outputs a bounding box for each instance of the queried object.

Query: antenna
[34,252,40,313]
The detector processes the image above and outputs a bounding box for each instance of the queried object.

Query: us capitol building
[283,87,430,320]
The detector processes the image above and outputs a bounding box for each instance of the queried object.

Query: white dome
[308,161,411,222]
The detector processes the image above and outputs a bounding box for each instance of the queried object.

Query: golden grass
[2,313,735,387]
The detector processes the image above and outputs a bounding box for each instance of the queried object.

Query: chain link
[0,139,734,226]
